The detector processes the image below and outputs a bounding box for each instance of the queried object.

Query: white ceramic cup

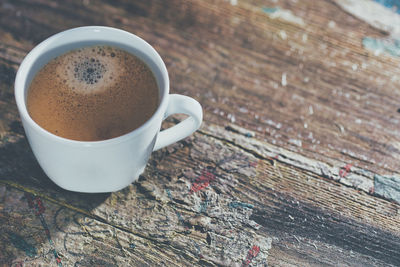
[14,26,203,193]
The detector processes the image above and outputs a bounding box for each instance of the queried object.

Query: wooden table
[1,0,400,266]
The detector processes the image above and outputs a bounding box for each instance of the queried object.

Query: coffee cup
[14,26,203,193]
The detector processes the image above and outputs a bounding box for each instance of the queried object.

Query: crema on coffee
[27,45,159,141]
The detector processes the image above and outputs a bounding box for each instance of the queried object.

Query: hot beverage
[27,45,159,141]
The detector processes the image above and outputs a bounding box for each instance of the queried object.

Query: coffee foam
[55,46,122,94]
[28,45,159,141]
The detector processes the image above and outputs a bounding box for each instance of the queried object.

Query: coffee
[27,45,159,141]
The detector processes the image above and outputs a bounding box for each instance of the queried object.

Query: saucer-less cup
[14,26,203,193]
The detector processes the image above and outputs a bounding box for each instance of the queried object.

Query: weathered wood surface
[1,0,400,266]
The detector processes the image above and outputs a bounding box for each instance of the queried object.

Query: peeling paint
[335,0,400,57]
[373,0,400,14]
[374,174,400,203]
[229,201,254,209]
[334,0,400,36]
[262,7,305,26]
[362,37,400,57]
[8,232,37,257]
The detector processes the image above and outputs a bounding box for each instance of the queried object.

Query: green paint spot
[8,232,37,257]
[229,201,254,209]
[199,197,209,213]
[374,174,400,203]
[363,37,400,57]
[262,7,279,14]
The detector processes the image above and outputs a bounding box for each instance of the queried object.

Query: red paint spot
[242,245,260,266]
[190,170,215,193]
[339,164,352,178]
[56,257,62,264]
[249,161,258,167]
[26,194,46,215]
[35,197,45,215]
[15,262,23,267]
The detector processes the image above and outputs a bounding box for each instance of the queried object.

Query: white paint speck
[304,77,310,83]
[279,30,287,40]
[352,64,358,71]
[266,8,305,26]
[328,20,336,28]
[355,118,362,124]
[282,72,287,86]
[336,123,345,133]
[230,0,237,6]
[304,123,308,129]
[361,62,368,69]
[265,119,282,129]
[289,139,302,147]
[239,107,248,113]
[302,33,308,43]
[309,105,314,115]
[227,113,236,123]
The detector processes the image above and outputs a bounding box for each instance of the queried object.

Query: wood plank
[1,122,399,265]
[0,185,200,266]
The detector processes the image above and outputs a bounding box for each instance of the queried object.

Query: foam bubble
[55,46,123,94]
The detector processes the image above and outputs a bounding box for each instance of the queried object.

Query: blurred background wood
[1,0,400,266]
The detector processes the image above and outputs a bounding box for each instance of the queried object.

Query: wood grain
[1,0,400,266]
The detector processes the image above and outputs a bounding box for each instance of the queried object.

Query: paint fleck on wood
[374,174,400,203]
[334,0,400,36]
[242,245,260,267]
[7,232,37,257]
[229,201,254,209]
[363,37,400,57]
[262,7,305,26]
[339,164,352,178]
[190,170,216,193]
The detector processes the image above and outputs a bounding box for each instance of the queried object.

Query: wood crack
[198,123,400,204]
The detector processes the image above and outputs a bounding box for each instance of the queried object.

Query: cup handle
[153,94,203,151]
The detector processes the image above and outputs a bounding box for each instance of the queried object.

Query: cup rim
[15,26,169,147]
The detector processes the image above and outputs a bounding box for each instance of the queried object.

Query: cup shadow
[0,126,119,265]
[0,134,111,210]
